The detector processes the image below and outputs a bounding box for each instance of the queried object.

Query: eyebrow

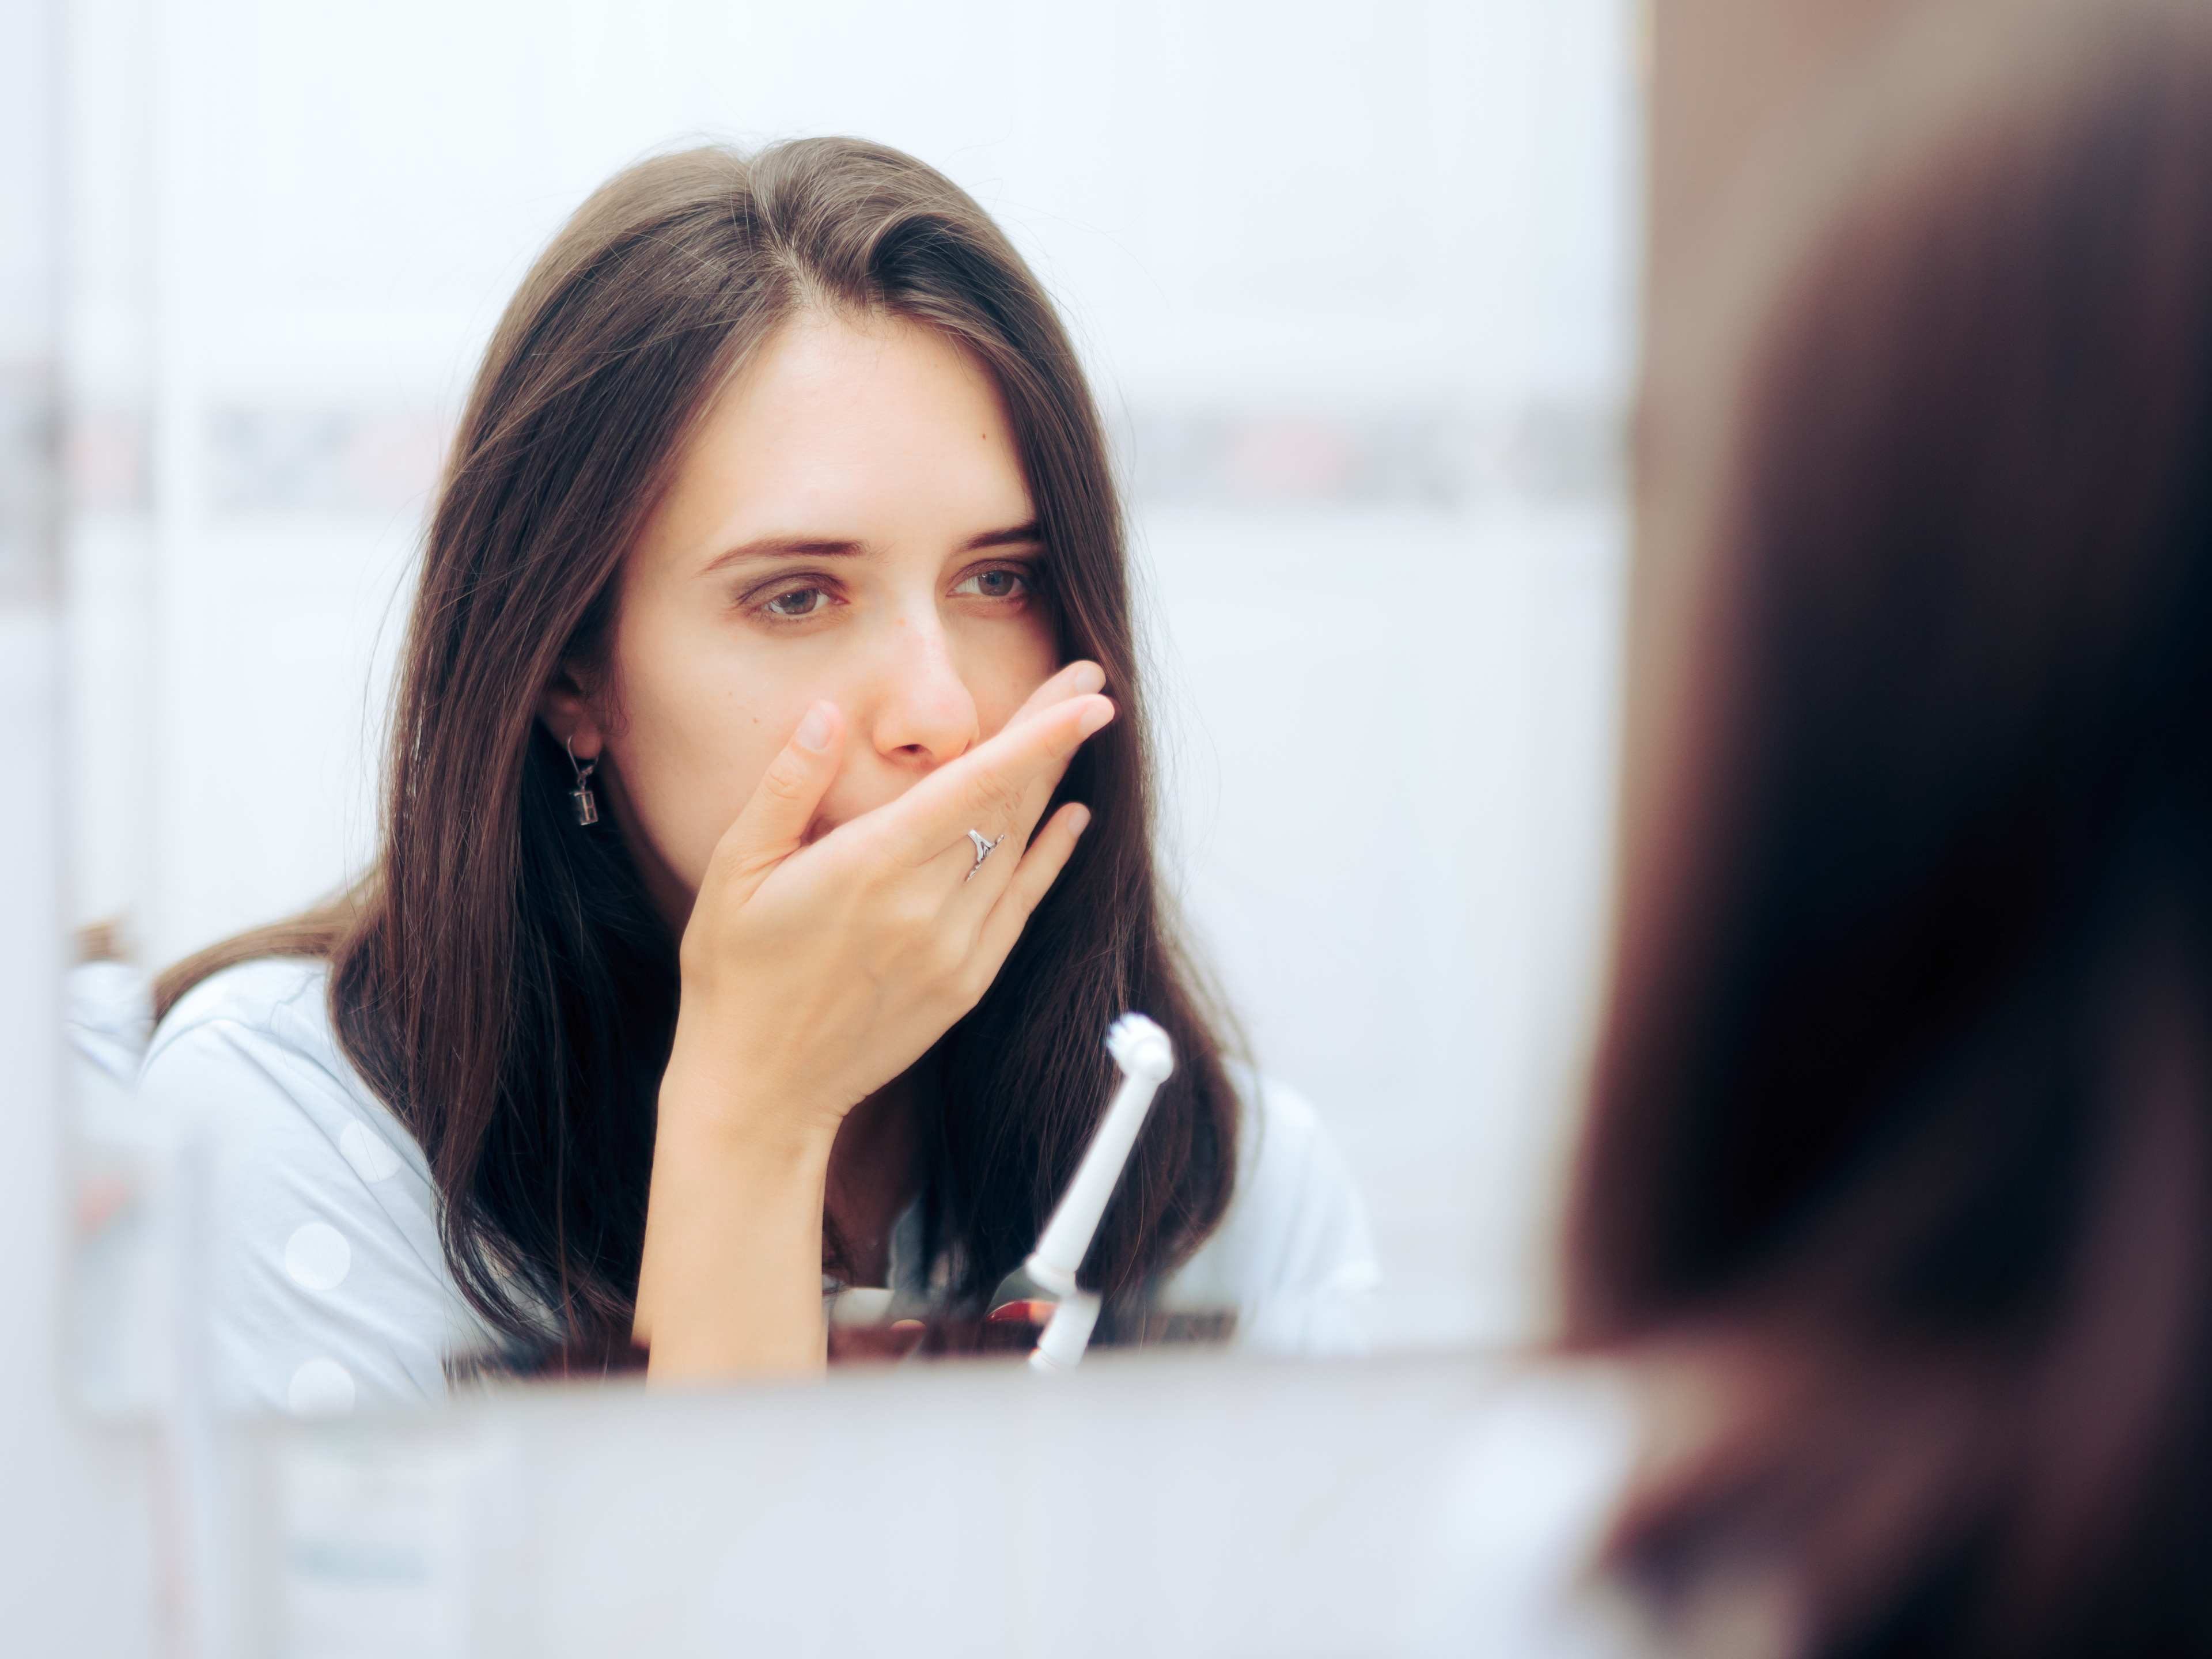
[702,521,1043,575]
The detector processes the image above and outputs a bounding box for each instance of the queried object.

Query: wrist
[656,1048,841,1171]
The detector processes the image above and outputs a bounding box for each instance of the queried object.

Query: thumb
[707,700,844,902]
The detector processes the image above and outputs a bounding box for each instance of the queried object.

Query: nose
[862,609,979,771]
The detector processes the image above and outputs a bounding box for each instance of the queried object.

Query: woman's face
[550,310,1062,929]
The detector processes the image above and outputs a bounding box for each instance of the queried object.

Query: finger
[940,719,1085,910]
[971,802,1092,970]
[881,694,1114,867]
[993,665,1108,836]
[1007,660,1106,728]
[926,665,1107,896]
[933,814,1023,906]
[703,701,845,903]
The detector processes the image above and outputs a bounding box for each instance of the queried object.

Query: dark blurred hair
[156,139,1240,1367]
[1566,3,2212,1653]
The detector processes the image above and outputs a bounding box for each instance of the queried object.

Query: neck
[824,1068,927,1286]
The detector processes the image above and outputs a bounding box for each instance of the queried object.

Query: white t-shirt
[134,957,1381,1416]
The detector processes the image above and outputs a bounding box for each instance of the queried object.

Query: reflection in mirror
[63,0,1637,1418]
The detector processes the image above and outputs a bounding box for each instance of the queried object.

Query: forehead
[646,309,1033,567]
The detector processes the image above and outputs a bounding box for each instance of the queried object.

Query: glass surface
[60,0,1642,1415]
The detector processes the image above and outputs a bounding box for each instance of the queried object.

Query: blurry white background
[63,0,1639,1351]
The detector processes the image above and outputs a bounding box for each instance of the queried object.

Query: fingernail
[795,703,834,752]
[1068,805,1093,837]
[1070,661,1107,694]
[1078,698,1115,737]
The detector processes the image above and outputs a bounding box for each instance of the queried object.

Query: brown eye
[764,586,828,618]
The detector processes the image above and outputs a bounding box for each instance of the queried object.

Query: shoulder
[141,956,412,1180]
[149,955,338,1070]
[139,956,480,1413]
[1158,1063,1382,1354]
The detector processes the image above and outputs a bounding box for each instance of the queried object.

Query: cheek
[972,614,1065,734]
[604,620,805,890]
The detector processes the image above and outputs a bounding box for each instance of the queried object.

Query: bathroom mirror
[61,0,1641,1414]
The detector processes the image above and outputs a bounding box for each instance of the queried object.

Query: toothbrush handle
[1025,1071,1165,1295]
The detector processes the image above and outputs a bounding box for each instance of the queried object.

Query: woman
[1565,2,2212,1653]
[142,138,1376,1412]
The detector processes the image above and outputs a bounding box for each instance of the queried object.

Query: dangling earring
[565,736,600,827]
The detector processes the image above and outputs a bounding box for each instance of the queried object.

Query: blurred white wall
[65,0,1638,1349]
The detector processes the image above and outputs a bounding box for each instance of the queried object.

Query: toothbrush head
[1105,1012,1176,1082]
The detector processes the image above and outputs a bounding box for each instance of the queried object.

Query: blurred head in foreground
[1567,1,2212,1652]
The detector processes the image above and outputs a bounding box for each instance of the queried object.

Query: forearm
[634,1069,838,1382]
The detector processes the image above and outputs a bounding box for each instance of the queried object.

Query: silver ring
[964,828,1005,882]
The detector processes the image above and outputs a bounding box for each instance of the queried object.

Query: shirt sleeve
[138,1013,475,1416]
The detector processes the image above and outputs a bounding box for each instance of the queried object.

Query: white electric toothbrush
[1018,1012,1176,1373]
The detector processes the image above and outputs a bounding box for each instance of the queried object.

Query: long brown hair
[1567,3,2212,1653]
[159,139,1240,1363]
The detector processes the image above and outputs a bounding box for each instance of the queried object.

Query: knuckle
[967,771,1021,827]
[928,931,969,983]
[760,758,810,805]
[708,842,774,891]
[953,963,992,1009]
[1001,882,1041,928]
